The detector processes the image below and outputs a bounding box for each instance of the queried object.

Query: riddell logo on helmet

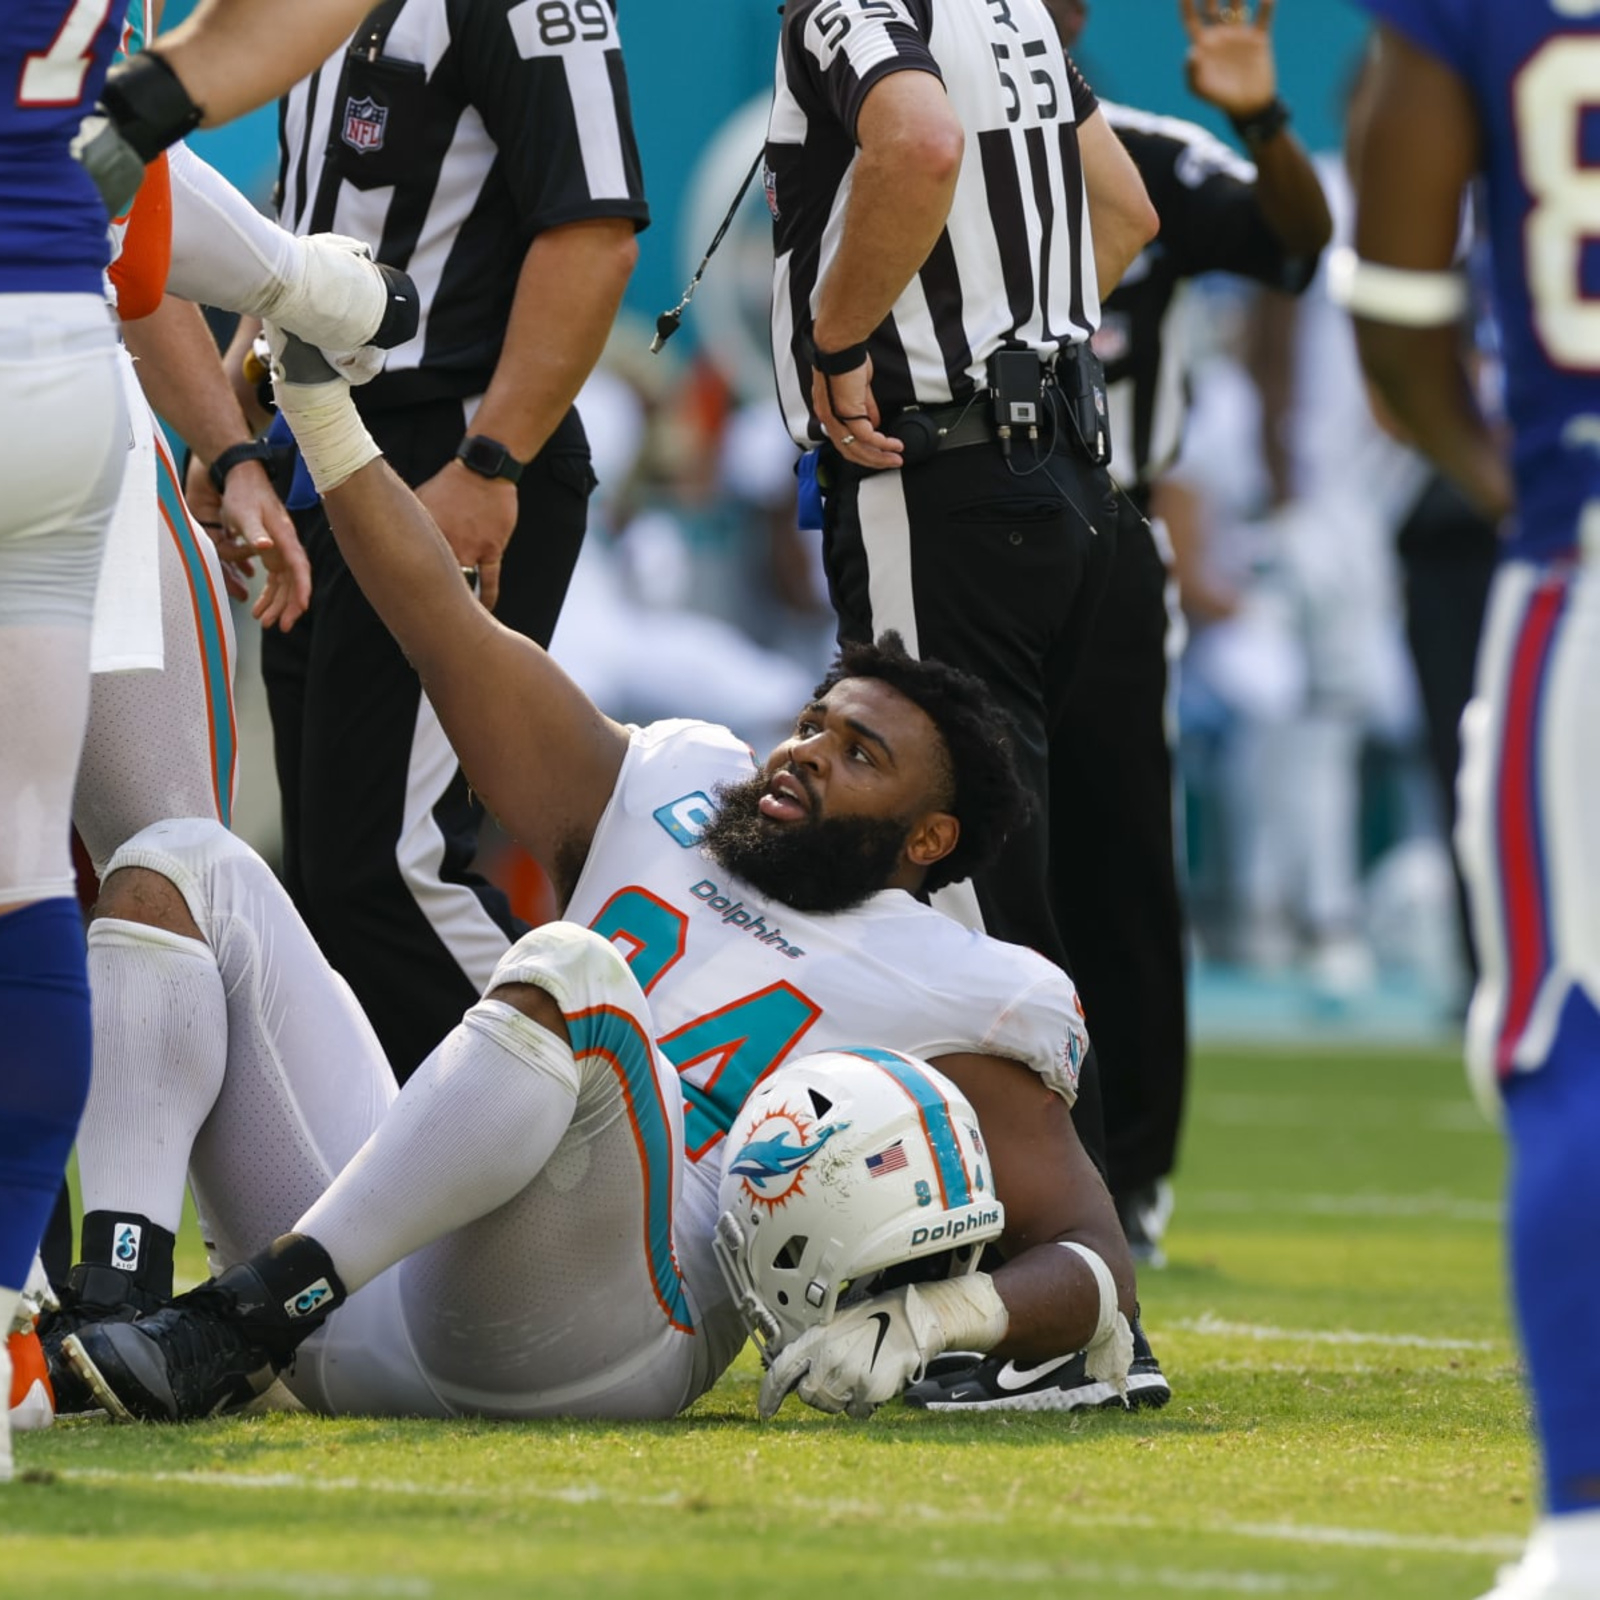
[909,1207,1000,1249]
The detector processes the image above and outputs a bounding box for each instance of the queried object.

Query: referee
[767,0,1157,1174]
[1047,0,1331,1273]
[240,0,646,1081]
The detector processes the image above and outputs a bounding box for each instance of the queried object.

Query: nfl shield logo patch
[342,95,388,154]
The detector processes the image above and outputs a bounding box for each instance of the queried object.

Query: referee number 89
[531,0,612,46]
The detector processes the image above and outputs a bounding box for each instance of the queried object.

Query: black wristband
[808,336,870,376]
[209,439,274,495]
[100,50,203,164]
[1228,97,1291,153]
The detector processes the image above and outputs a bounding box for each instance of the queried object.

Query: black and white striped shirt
[277,0,648,413]
[767,0,1100,446]
[1094,103,1318,498]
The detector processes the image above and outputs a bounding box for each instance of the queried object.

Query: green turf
[0,1045,1532,1598]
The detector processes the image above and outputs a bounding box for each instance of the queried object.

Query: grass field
[0,1044,1531,1599]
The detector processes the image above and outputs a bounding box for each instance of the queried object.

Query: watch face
[460,437,508,478]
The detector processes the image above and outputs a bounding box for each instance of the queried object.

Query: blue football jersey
[0,0,131,295]
[1358,0,1600,559]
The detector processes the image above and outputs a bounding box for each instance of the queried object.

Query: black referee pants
[821,431,1117,1172]
[1051,495,1189,1200]
[262,397,592,1082]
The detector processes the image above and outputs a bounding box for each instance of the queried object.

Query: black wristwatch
[1229,97,1292,153]
[208,438,274,495]
[455,434,525,485]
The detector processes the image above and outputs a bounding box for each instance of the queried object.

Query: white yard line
[923,1558,1335,1593]
[1170,1314,1498,1352]
[1184,1189,1501,1223]
[54,1467,1523,1561]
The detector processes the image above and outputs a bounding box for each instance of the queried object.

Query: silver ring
[840,432,856,447]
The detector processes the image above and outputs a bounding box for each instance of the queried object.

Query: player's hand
[186,455,312,630]
[758,1285,945,1420]
[414,461,517,610]
[70,114,146,219]
[1178,0,1278,120]
[223,464,312,631]
[810,358,903,472]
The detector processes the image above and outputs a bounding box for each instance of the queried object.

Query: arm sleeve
[1119,117,1319,293]
[449,0,650,242]
[784,0,942,144]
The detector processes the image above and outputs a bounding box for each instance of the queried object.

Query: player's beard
[701,771,914,914]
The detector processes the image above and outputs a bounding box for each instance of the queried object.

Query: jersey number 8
[1516,36,1600,372]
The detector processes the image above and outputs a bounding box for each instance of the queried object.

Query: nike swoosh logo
[993,1352,1083,1392]
[867,1312,893,1369]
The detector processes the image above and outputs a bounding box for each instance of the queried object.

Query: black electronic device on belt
[988,349,1044,456]
[1058,343,1112,467]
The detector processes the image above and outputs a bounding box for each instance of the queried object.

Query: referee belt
[887,400,1000,455]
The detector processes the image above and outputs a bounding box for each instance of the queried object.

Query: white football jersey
[564,719,1089,1170]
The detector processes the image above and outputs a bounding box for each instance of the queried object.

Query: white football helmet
[713,1047,1004,1359]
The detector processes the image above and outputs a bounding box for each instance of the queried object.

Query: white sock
[79,919,227,1235]
[296,1000,581,1293]
[1539,1509,1600,1571]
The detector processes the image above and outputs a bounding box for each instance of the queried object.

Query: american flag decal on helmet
[865,1141,909,1178]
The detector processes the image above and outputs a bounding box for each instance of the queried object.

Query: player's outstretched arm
[1344,25,1512,519]
[270,335,628,900]
[154,1,375,130]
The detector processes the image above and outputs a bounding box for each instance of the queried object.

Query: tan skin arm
[316,454,628,902]
[416,217,638,612]
[809,68,965,472]
[123,296,311,630]
[1348,26,1512,520]
[931,1052,1137,1357]
[150,2,378,127]
[1078,106,1160,294]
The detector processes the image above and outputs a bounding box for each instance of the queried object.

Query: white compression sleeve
[295,1001,582,1294]
[165,141,299,316]
[167,143,396,351]
[80,919,228,1235]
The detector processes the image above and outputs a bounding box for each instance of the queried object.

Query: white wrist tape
[1326,246,1469,328]
[272,378,381,497]
[916,1272,1010,1356]
[1060,1242,1134,1394]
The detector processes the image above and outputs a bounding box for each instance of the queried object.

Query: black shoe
[63,1275,284,1423]
[39,1263,165,1416]
[904,1316,1172,1413]
[1114,1180,1174,1270]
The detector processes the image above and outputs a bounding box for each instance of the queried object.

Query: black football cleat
[39,1263,165,1416]
[63,1270,297,1423]
[904,1315,1172,1413]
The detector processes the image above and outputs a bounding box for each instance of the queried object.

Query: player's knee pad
[488,922,642,1016]
[99,816,268,931]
